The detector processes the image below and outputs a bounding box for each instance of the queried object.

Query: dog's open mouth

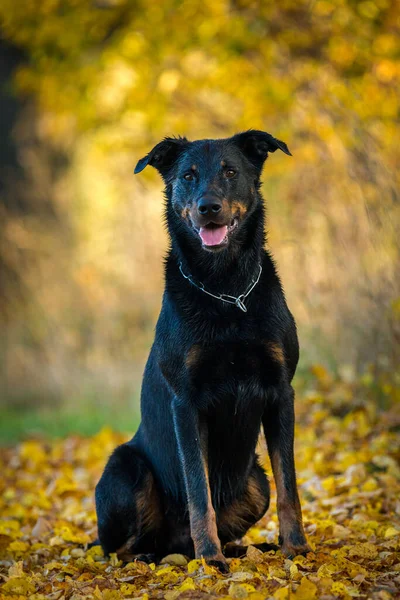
[198,218,238,247]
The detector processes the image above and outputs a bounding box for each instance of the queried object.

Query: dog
[95,130,310,572]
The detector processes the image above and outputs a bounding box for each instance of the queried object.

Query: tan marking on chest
[185,344,202,369]
[266,342,285,365]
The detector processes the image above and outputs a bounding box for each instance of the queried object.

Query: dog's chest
[185,339,284,403]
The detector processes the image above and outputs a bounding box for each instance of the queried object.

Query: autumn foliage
[0,3,400,597]
[1,369,399,598]
[0,0,399,406]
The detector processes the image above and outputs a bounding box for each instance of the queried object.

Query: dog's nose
[197,197,222,216]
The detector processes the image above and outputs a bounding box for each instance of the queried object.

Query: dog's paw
[281,542,311,560]
[118,551,157,564]
[205,556,230,573]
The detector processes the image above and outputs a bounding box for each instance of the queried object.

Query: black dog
[95,130,310,572]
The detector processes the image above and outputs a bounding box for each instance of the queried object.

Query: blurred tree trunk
[0,39,72,401]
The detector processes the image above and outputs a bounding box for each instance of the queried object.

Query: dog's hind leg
[217,460,271,549]
[95,443,162,562]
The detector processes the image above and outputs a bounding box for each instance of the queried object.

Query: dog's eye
[225,169,236,178]
[183,173,194,181]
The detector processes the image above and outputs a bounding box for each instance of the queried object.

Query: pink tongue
[199,225,228,246]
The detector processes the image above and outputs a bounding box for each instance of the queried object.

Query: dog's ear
[134,137,190,178]
[232,130,291,171]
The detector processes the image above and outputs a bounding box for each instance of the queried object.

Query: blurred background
[0,0,399,443]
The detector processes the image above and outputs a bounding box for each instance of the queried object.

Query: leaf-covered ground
[1,369,400,599]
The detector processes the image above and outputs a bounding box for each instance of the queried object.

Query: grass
[0,400,140,445]
[0,353,336,445]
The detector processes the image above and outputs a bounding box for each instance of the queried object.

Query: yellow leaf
[109,552,119,566]
[8,540,29,554]
[322,476,336,493]
[331,581,354,596]
[362,477,378,491]
[230,571,254,581]
[164,592,180,600]
[201,556,221,575]
[2,577,36,595]
[8,561,24,577]
[86,545,104,558]
[273,586,290,599]
[348,543,378,559]
[269,567,286,579]
[246,545,264,563]
[160,553,188,566]
[317,563,339,578]
[155,564,175,574]
[289,563,300,580]
[178,577,196,591]
[187,558,202,573]
[54,525,89,544]
[229,582,256,598]
[120,583,137,595]
[155,566,179,583]
[294,576,318,599]
[385,527,400,538]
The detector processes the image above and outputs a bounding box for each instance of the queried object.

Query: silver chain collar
[178,261,262,313]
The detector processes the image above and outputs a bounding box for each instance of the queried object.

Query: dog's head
[135,130,291,252]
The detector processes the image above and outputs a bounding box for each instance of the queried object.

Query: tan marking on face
[185,344,202,369]
[221,160,226,167]
[266,342,285,365]
[191,164,197,171]
[181,206,190,220]
[231,200,247,219]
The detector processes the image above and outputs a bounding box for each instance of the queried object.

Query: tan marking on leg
[116,472,162,561]
[218,498,252,538]
[136,472,162,531]
[185,344,202,369]
[246,476,267,510]
[271,452,309,557]
[189,449,225,563]
[218,474,269,541]
[116,534,138,561]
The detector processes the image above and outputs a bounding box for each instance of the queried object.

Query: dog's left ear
[134,136,190,178]
[232,130,292,171]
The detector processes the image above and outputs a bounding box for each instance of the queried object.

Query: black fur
[95,130,310,571]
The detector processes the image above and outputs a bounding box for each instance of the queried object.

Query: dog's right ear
[134,137,190,178]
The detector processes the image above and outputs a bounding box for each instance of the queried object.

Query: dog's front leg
[263,386,311,558]
[172,397,228,572]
